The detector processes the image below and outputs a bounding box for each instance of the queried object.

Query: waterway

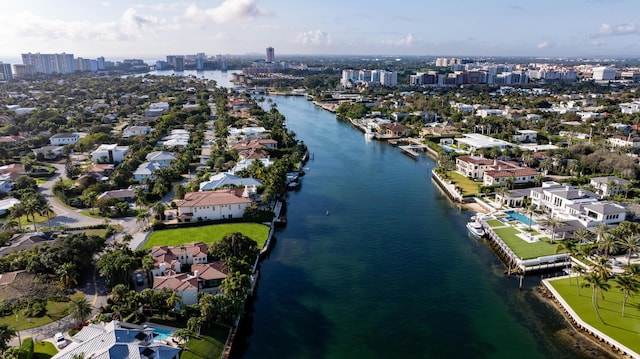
[233,95,594,359]
[147,69,240,88]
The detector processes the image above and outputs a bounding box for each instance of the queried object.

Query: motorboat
[466,219,485,238]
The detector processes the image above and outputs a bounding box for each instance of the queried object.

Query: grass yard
[144,223,270,249]
[493,227,557,259]
[549,277,640,355]
[447,171,481,195]
[0,293,84,331]
[181,323,229,359]
[33,341,58,359]
[486,219,505,228]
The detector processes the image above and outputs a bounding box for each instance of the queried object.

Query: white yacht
[466,218,485,238]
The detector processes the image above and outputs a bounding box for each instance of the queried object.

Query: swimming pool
[505,210,537,225]
[150,327,173,342]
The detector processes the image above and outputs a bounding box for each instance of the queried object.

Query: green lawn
[33,341,58,359]
[493,227,557,259]
[0,293,84,330]
[143,223,270,249]
[486,219,505,228]
[549,277,640,355]
[181,323,229,359]
[447,171,481,195]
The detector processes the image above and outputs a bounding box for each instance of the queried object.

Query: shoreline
[534,285,625,359]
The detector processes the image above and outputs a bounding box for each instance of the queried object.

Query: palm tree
[40,202,55,229]
[22,197,41,231]
[69,297,92,323]
[165,290,182,311]
[574,264,586,296]
[598,233,617,258]
[556,239,577,284]
[186,316,204,338]
[614,275,639,317]
[525,204,536,231]
[542,216,563,244]
[81,191,99,214]
[495,186,509,208]
[594,223,609,243]
[0,324,16,354]
[581,271,611,324]
[593,257,613,281]
[56,262,78,289]
[573,228,592,255]
[616,234,640,266]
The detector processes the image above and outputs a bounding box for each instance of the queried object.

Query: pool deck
[477,211,569,275]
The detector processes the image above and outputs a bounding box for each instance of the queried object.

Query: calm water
[232,95,590,359]
[147,69,240,88]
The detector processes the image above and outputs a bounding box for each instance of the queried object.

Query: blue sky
[0,0,639,62]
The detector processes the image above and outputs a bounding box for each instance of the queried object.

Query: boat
[466,220,485,238]
[364,128,375,140]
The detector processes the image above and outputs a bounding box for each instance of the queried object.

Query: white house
[607,136,640,148]
[230,157,274,175]
[199,173,262,191]
[512,130,538,143]
[90,144,130,164]
[176,188,254,222]
[49,133,79,146]
[133,162,163,182]
[51,321,180,359]
[0,198,20,216]
[146,151,176,167]
[590,176,630,198]
[122,125,151,138]
[32,145,64,160]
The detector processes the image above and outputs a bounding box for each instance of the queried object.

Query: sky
[1,0,640,62]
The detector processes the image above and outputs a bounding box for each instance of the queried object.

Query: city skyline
[1,0,640,63]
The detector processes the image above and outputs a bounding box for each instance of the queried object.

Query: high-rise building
[0,62,12,81]
[166,55,185,71]
[266,47,275,62]
[196,53,206,71]
[97,56,106,70]
[21,52,76,74]
[12,64,36,78]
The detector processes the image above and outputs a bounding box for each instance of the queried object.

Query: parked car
[136,273,143,285]
[54,332,67,348]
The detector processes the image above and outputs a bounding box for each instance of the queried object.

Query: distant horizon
[2,1,640,62]
[2,53,639,66]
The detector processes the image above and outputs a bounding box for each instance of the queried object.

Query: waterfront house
[199,173,262,191]
[455,133,512,153]
[590,176,630,198]
[175,188,254,222]
[150,242,227,306]
[52,320,180,359]
[91,144,130,164]
[455,155,495,180]
[382,122,410,137]
[483,166,538,187]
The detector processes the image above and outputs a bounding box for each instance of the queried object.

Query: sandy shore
[460,201,491,214]
[535,285,626,359]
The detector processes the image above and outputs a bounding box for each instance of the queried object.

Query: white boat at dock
[466,219,485,238]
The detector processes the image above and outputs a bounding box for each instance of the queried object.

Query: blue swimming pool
[151,327,172,342]
[505,210,537,225]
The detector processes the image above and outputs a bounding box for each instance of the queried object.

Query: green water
[235,95,587,359]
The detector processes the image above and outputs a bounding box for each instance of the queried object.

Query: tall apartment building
[21,52,76,74]
[196,53,206,71]
[0,62,12,81]
[266,47,275,62]
[166,55,185,71]
[12,64,35,78]
[341,69,397,87]
[592,66,617,81]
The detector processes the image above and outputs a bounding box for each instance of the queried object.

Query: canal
[230,95,593,358]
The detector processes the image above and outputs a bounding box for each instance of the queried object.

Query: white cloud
[6,8,171,42]
[537,41,550,49]
[101,1,111,7]
[294,30,332,45]
[382,34,414,46]
[183,0,263,23]
[596,23,637,36]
